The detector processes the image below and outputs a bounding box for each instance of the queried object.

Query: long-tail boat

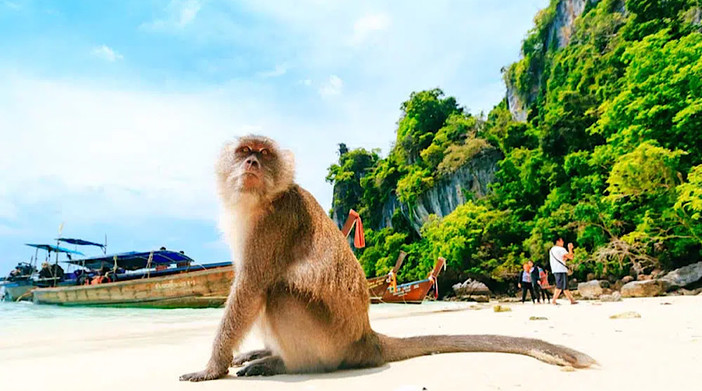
[366,251,406,301]
[339,209,365,248]
[1,243,86,302]
[31,250,233,308]
[372,257,446,304]
[341,209,403,299]
[339,209,444,304]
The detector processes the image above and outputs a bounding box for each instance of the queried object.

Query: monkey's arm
[180,274,267,382]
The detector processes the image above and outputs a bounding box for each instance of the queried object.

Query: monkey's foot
[179,368,229,382]
[232,349,273,367]
[236,356,286,377]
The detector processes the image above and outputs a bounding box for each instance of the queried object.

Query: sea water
[0,300,225,361]
[0,299,470,362]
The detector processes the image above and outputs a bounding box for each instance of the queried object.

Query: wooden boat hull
[371,278,435,304]
[367,276,390,301]
[1,281,34,302]
[371,257,445,304]
[32,266,234,309]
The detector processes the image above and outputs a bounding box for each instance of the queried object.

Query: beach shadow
[219,365,389,383]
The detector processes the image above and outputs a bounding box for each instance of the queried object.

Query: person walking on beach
[549,237,577,305]
[527,260,542,303]
[518,263,536,303]
[537,264,552,302]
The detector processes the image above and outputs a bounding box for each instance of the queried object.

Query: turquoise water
[0,299,469,334]
[0,300,225,359]
[0,299,471,361]
[0,299,469,328]
[0,299,223,330]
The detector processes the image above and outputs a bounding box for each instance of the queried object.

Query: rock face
[506,85,528,122]
[453,279,492,298]
[331,148,501,235]
[657,261,702,291]
[548,0,598,49]
[578,280,604,299]
[375,148,502,235]
[506,0,603,121]
[621,280,664,298]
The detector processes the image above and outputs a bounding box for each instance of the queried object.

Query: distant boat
[1,242,85,302]
[340,209,398,299]
[31,250,233,308]
[339,209,447,304]
[366,251,406,302]
[1,237,234,308]
[371,257,446,304]
[1,263,36,302]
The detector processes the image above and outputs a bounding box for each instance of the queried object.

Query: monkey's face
[216,135,294,203]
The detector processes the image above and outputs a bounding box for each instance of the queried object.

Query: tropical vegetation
[326,0,702,293]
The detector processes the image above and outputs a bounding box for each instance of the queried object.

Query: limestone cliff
[505,0,603,121]
[332,148,501,236]
[390,148,501,235]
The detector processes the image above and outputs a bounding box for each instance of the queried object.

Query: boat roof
[64,250,194,271]
[57,238,105,248]
[25,244,85,255]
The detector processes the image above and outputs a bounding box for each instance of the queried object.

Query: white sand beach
[2,296,700,391]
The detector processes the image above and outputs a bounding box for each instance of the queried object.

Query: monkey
[179,135,595,382]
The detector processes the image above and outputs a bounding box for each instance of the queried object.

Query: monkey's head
[216,135,295,205]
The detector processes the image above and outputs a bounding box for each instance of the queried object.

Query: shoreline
[2,296,701,391]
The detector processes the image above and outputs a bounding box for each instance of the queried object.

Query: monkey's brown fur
[179,135,595,382]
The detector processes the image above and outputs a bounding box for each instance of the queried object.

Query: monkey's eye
[239,146,251,154]
[260,148,269,156]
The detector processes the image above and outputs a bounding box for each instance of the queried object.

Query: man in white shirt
[549,237,577,305]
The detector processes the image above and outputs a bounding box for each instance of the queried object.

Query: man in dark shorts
[548,237,577,305]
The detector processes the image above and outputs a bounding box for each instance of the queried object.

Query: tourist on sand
[537,263,552,302]
[518,262,536,303]
[527,260,542,303]
[549,237,577,305]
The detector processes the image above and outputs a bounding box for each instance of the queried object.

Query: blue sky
[0,0,547,272]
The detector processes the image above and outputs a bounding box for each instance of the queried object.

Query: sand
[2,296,700,391]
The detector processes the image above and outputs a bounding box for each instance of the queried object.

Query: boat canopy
[57,238,105,248]
[63,250,194,271]
[25,244,85,255]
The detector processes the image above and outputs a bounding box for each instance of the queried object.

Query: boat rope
[15,288,35,302]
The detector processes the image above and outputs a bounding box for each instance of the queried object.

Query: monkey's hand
[179,366,229,382]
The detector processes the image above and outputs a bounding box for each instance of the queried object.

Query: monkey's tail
[377,333,596,368]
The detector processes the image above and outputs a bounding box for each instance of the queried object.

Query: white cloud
[257,64,288,78]
[142,0,201,31]
[178,0,201,26]
[351,13,390,45]
[318,75,343,97]
[0,75,244,224]
[91,45,123,62]
[0,0,551,232]
[0,73,351,226]
[2,1,21,10]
